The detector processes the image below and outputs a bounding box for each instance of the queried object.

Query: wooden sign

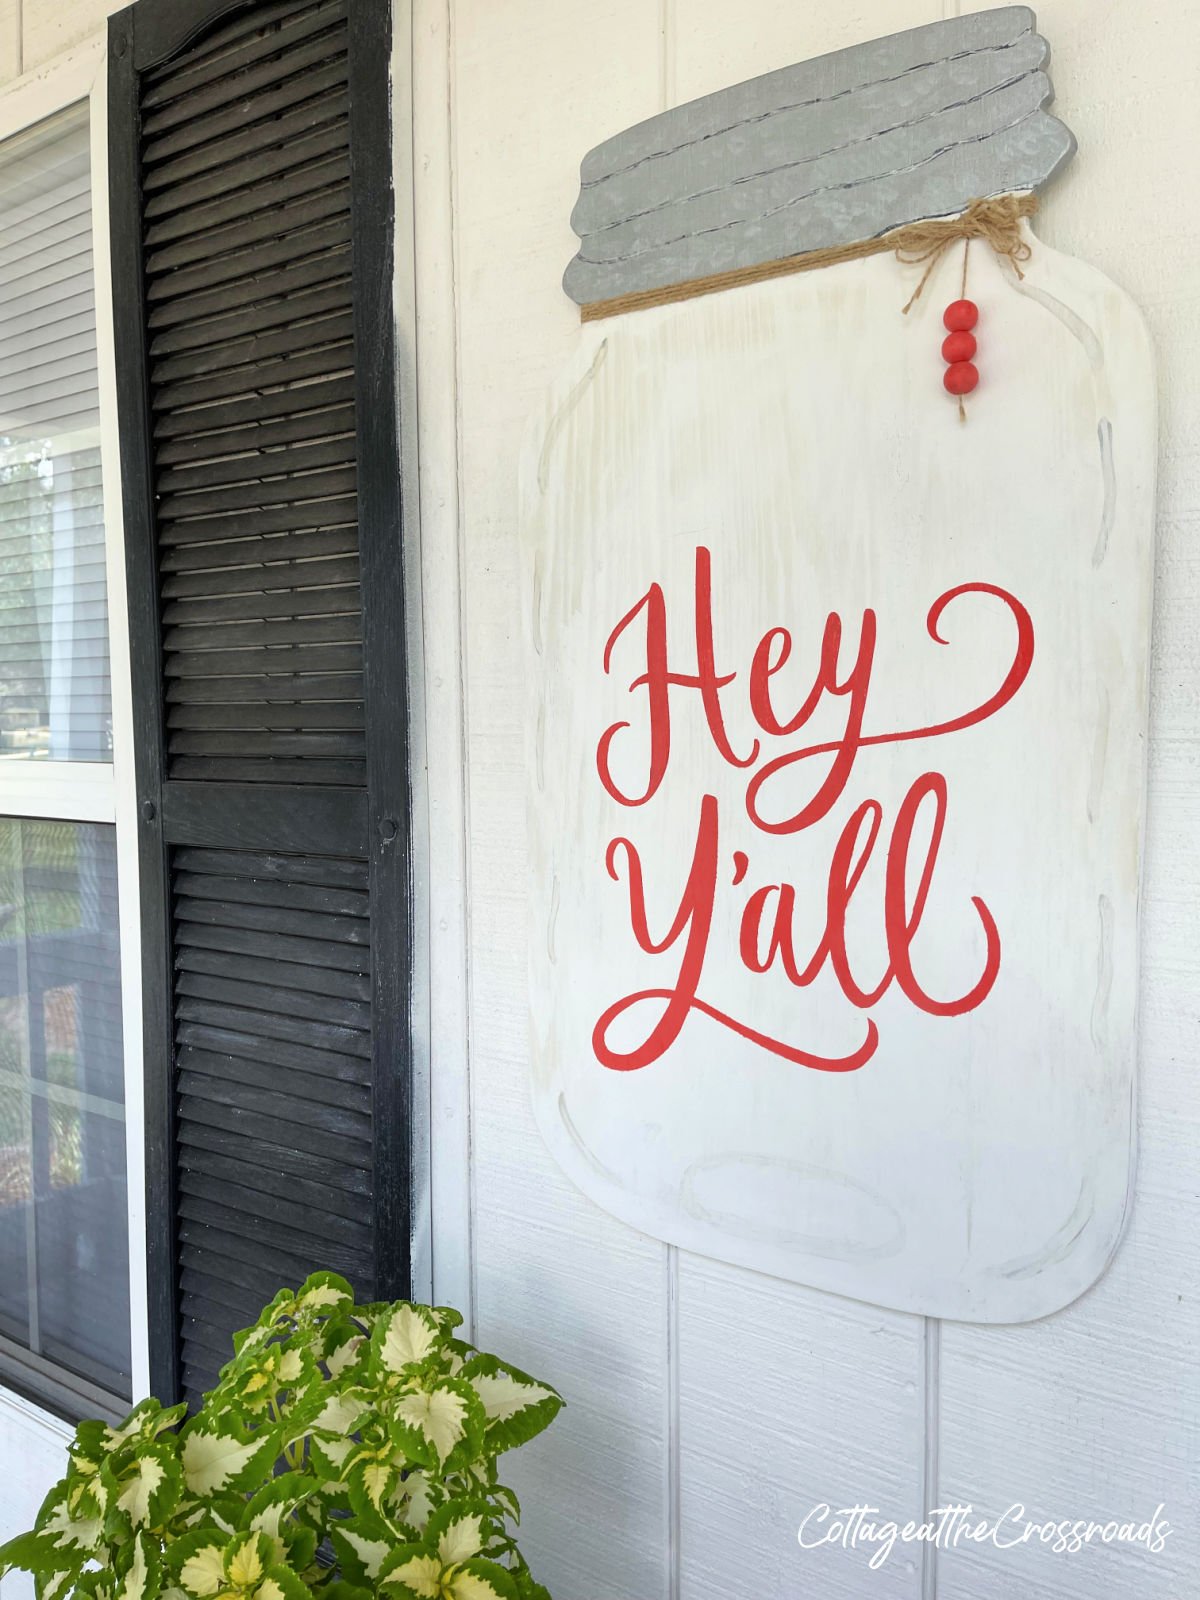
[521,8,1156,1321]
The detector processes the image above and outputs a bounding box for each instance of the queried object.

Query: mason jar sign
[520,7,1156,1320]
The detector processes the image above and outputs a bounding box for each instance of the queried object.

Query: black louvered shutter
[108,0,411,1407]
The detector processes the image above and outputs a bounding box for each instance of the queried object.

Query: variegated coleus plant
[0,1273,563,1600]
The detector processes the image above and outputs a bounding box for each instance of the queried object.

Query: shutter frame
[109,0,412,1405]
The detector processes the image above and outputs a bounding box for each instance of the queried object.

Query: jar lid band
[563,6,1074,310]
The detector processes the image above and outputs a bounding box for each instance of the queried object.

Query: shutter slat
[179,1270,267,1328]
[158,438,355,497]
[153,372,355,439]
[179,1153,368,1227]
[178,1216,354,1284]
[163,670,363,702]
[152,311,356,387]
[142,2,346,112]
[143,0,334,89]
[174,970,370,1030]
[146,121,349,233]
[164,687,364,720]
[175,956,366,1006]
[146,180,351,281]
[143,55,349,169]
[175,920,369,975]
[146,212,352,306]
[178,1094,371,1169]
[152,336,354,415]
[145,147,351,252]
[172,847,368,889]
[166,643,362,677]
[155,404,357,466]
[160,556,362,601]
[147,249,352,334]
[142,24,347,142]
[179,1036,370,1095]
[176,895,367,944]
[150,280,352,361]
[173,870,367,916]
[178,1030,371,1081]
[160,483,358,540]
[164,615,361,652]
[178,1120,372,1196]
[179,1170,368,1248]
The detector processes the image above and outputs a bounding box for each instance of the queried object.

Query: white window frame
[0,34,149,1421]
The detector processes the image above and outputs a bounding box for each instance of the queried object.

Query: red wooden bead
[942,329,977,363]
[943,361,979,396]
[943,298,979,332]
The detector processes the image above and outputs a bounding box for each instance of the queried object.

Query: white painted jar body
[521,228,1155,1321]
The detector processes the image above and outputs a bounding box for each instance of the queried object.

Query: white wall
[0,0,1195,1594]
[412,2,1200,1598]
[0,1393,71,1590]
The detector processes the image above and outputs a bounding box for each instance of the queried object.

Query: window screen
[0,817,131,1404]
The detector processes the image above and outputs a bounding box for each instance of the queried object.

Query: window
[0,99,132,1418]
[0,819,129,1404]
[1,105,111,765]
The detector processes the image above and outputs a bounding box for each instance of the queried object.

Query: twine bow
[895,192,1039,314]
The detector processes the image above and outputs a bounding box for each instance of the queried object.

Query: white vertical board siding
[427,0,1198,1593]
[443,4,673,1597]
[934,1,1200,1596]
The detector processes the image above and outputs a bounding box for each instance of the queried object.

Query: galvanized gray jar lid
[563,6,1074,308]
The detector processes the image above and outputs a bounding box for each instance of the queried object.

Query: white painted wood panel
[19,0,121,73]
[522,229,1155,1322]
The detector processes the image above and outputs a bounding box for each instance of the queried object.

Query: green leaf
[35,1567,79,1600]
[490,1482,521,1525]
[327,1509,396,1585]
[425,1499,495,1566]
[460,1356,562,1454]
[0,1529,57,1578]
[35,1483,105,1558]
[114,1531,161,1600]
[294,1271,355,1316]
[104,1437,182,1535]
[309,1431,355,1480]
[180,1417,277,1495]
[168,1528,228,1600]
[309,1388,366,1439]
[374,1305,442,1376]
[257,1565,316,1600]
[224,1529,275,1590]
[444,1559,520,1600]
[321,1319,369,1380]
[346,1451,401,1517]
[510,1568,552,1600]
[243,1474,318,1567]
[377,1544,441,1598]
[390,1377,485,1473]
